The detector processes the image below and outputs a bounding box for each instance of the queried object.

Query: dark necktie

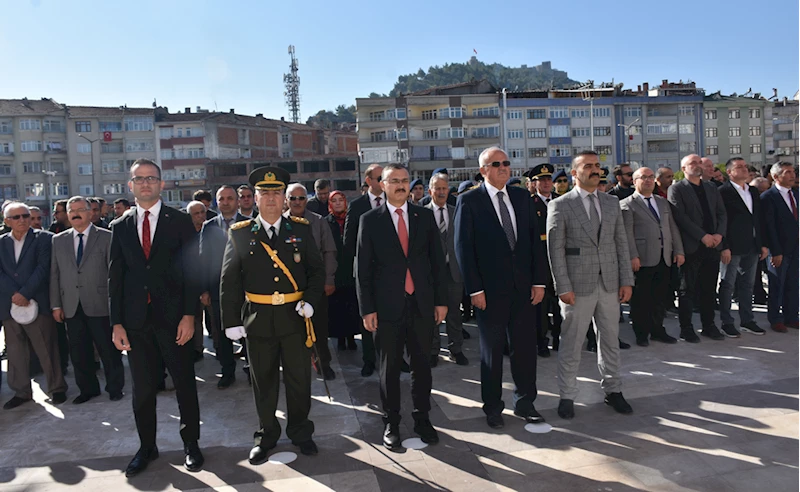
[374,196,382,209]
[496,191,516,250]
[268,225,277,247]
[142,211,151,259]
[790,191,798,221]
[76,233,84,265]
[438,207,448,263]
[645,197,660,222]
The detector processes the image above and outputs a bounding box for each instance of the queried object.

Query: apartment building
[702,92,770,169]
[772,98,798,166]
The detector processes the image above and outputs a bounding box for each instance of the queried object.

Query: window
[369,111,385,121]
[679,124,695,134]
[102,160,125,174]
[749,126,761,136]
[101,141,123,153]
[596,145,612,155]
[505,110,522,120]
[23,162,43,173]
[571,109,589,118]
[749,108,761,119]
[421,109,438,120]
[43,119,64,132]
[549,108,569,118]
[593,107,611,118]
[507,130,524,139]
[729,127,741,137]
[79,185,94,195]
[705,110,717,120]
[680,142,697,153]
[20,141,42,152]
[705,128,718,138]
[51,183,68,197]
[729,109,740,119]
[593,127,611,137]
[104,183,126,195]
[439,107,463,119]
[47,141,63,152]
[0,164,12,176]
[628,125,642,135]
[75,121,91,133]
[48,161,65,173]
[750,144,762,154]
[572,127,590,137]
[730,145,741,154]
[175,147,204,159]
[24,183,46,198]
[164,190,183,203]
[624,107,642,118]
[159,127,173,139]
[678,106,695,116]
[282,151,291,158]
[442,127,464,139]
[549,144,571,157]
[646,123,677,135]
[526,109,546,119]
[473,106,499,117]
[397,128,407,140]
[423,129,439,140]
[0,142,13,154]
[451,147,466,159]
[528,128,546,138]
[126,139,154,152]
[471,126,500,138]
[216,164,247,177]
[0,120,11,133]
[629,143,642,154]
[19,119,41,131]
[124,116,154,132]
[77,142,92,154]
[396,108,406,119]
[706,145,719,155]
[279,133,289,144]
[529,147,547,158]
[99,121,123,132]
[161,149,174,160]
[78,163,92,175]
[509,149,524,159]
[550,125,570,138]
[0,185,18,199]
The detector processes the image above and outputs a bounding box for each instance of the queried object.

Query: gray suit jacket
[285,210,338,287]
[50,225,111,318]
[546,187,634,296]
[667,179,727,255]
[426,201,462,284]
[620,193,684,268]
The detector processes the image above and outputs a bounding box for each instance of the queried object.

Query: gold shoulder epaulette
[231,220,251,231]
[289,216,309,225]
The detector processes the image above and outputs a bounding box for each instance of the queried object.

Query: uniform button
[144,286,148,291]
[146,265,151,270]
[273,263,278,268]
[274,277,279,282]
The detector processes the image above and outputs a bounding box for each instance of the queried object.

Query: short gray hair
[428,172,449,189]
[28,206,41,213]
[286,183,307,197]
[770,161,793,178]
[750,176,768,187]
[478,146,507,168]
[186,200,206,213]
[3,201,29,216]
[67,196,89,209]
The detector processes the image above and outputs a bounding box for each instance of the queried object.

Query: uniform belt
[245,291,303,305]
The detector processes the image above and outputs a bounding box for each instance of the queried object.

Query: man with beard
[608,164,634,200]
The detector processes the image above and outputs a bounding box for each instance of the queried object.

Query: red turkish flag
[103,131,112,142]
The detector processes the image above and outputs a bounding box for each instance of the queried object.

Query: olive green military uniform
[220,205,324,448]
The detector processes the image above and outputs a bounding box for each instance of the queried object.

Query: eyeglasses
[635,175,656,181]
[288,196,307,201]
[622,172,634,177]
[555,179,568,184]
[6,214,30,220]
[130,176,161,184]
[489,161,511,168]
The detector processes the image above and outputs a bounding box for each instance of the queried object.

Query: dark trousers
[65,303,124,396]
[679,248,720,330]
[247,330,313,447]
[208,300,236,377]
[753,259,768,301]
[476,293,538,416]
[312,296,332,369]
[432,281,464,355]
[767,252,799,325]
[374,294,432,425]
[631,258,670,341]
[56,321,69,370]
[536,283,562,348]
[360,316,376,365]
[126,308,200,449]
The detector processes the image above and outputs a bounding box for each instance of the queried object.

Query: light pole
[43,170,57,227]
[77,133,98,195]
[581,83,595,150]
[617,117,641,165]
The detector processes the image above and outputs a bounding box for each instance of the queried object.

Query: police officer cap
[599,167,609,184]
[410,179,423,189]
[553,169,569,181]
[474,173,484,183]
[249,166,290,191]
[524,163,554,180]
[458,180,474,193]
[508,177,522,186]
[432,167,448,175]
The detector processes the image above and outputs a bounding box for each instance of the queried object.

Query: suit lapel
[379,206,404,256]
[680,181,702,213]
[148,206,171,261]
[3,235,15,265]
[635,195,659,225]
[127,211,147,263]
[567,189,598,246]
[407,205,418,250]
[79,227,99,268]
[477,184,504,234]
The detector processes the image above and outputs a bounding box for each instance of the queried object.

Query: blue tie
[645,197,660,223]
[76,233,84,265]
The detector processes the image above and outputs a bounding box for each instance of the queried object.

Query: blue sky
[4,0,798,121]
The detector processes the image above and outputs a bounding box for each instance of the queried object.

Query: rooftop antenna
[284,45,301,123]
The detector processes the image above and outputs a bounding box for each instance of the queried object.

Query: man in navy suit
[761,162,799,332]
[200,185,248,388]
[455,147,547,429]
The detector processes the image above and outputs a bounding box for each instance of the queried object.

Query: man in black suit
[306,179,331,217]
[455,147,547,429]
[109,158,204,476]
[200,185,248,388]
[356,163,447,451]
[717,158,768,337]
[344,163,384,377]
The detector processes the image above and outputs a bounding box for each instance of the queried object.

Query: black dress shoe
[3,396,32,410]
[701,325,725,341]
[462,328,471,339]
[295,440,318,456]
[651,333,678,344]
[125,447,159,477]
[557,399,575,420]
[604,392,633,414]
[383,423,402,451]
[680,329,701,343]
[413,419,439,444]
[429,355,438,368]
[184,442,204,472]
[461,313,471,323]
[636,339,649,347]
[538,346,551,357]
[322,367,336,380]
[514,407,546,423]
[49,392,67,405]
[486,414,504,429]
[449,352,469,366]
[72,392,100,404]
[109,392,124,401]
[361,361,375,377]
[400,359,411,373]
[218,374,235,389]
[248,443,276,465]
[618,339,631,349]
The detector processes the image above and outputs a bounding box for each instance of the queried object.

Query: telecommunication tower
[284,45,300,123]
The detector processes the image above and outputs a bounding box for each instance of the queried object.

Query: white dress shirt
[136,200,161,246]
[537,192,554,203]
[575,186,602,221]
[73,225,92,260]
[634,191,660,220]
[484,181,518,238]
[258,215,282,239]
[731,181,753,214]
[775,184,796,213]
[386,201,409,235]
[368,191,386,210]
[11,231,26,262]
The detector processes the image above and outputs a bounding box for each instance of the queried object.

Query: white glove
[295,301,314,318]
[225,326,247,340]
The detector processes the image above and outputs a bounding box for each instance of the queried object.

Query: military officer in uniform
[220,166,325,464]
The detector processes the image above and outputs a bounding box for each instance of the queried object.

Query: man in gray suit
[427,173,467,366]
[51,196,124,403]
[620,168,685,347]
[547,150,635,420]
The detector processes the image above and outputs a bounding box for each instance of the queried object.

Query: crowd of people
[0,149,796,475]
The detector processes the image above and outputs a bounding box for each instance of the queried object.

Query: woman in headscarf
[325,191,361,350]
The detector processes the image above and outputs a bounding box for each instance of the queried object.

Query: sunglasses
[288,196,307,201]
[489,161,511,167]
[7,214,30,220]
[622,172,634,177]
[555,179,568,184]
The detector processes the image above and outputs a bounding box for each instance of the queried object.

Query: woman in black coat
[325,191,361,349]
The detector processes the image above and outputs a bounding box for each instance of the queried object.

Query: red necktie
[142,211,151,303]
[790,192,798,221]
[395,209,414,295]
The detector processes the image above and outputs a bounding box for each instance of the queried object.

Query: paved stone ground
[0,302,797,491]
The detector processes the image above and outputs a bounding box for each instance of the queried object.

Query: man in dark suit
[109,158,204,476]
[419,167,456,207]
[344,163,384,377]
[0,202,67,409]
[426,172,467,366]
[357,163,447,450]
[455,147,547,429]
[608,164,635,200]
[761,162,799,332]
[306,179,331,217]
[199,185,248,388]
[717,158,768,337]
[193,190,218,220]
[49,199,69,234]
[668,154,727,342]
